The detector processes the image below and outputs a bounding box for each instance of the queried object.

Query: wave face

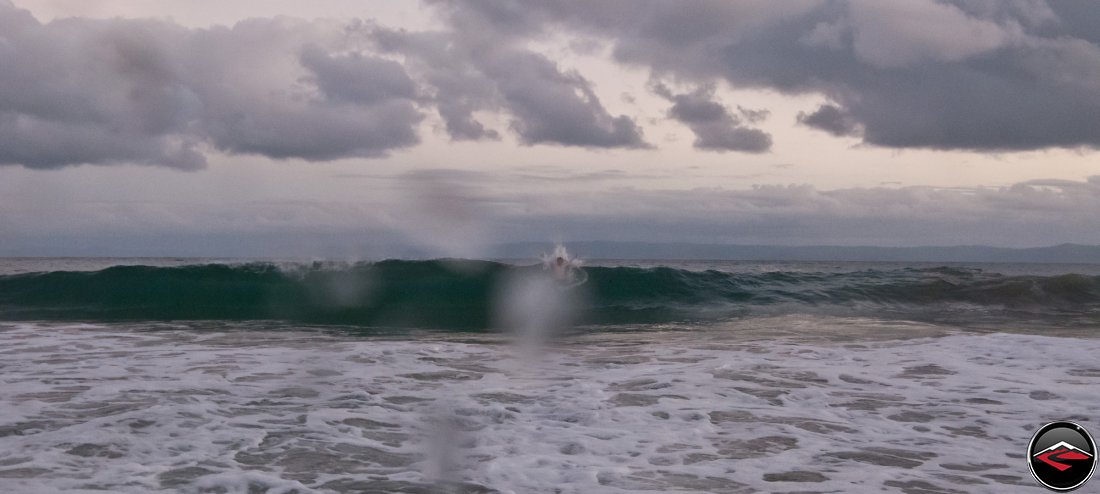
[1,261,1099,329]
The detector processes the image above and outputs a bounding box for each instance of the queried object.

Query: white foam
[0,317,1095,492]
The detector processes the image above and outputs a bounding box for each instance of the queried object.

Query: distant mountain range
[492,242,1100,264]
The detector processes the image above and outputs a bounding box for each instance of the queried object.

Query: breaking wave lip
[0,260,1098,330]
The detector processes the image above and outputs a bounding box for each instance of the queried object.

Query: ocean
[1,258,1098,493]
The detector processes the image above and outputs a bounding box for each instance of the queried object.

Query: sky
[2,0,1100,257]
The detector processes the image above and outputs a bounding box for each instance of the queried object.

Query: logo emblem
[1028,421,1095,491]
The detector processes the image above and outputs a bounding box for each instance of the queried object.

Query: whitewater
[1,258,1098,493]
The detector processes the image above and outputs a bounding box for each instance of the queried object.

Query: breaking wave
[1,261,1098,329]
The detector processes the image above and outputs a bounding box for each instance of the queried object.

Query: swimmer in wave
[541,244,588,287]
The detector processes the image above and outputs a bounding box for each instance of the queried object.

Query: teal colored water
[1,258,1099,329]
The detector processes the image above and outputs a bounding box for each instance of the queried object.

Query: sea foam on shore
[0,317,1092,493]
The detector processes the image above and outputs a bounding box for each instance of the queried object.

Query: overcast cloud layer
[434,0,1100,151]
[0,0,649,169]
[3,0,1100,253]
[0,3,428,168]
[3,0,1100,169]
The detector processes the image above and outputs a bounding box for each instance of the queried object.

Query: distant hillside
[492,242,1100,264]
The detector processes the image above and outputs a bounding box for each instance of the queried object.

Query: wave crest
[1,261,1098,329]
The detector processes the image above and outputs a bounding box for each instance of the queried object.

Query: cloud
[651,83,771,152]
[0,2,434,169]
[0,3,430,169]
[299,45,418,106]
[484,49,647,148]
[797,104,860,137]
[371,24,648,148]
[369,29,502,141]
[737,106,770,124]
[5,0,1100,170]
[434,0,1100,152]
[847,0,1016,68]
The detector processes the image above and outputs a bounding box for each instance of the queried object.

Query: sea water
[1,258,1098,493]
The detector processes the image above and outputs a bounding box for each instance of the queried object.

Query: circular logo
[1028,421,1096,491]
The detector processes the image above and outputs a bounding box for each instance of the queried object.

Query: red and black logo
[1028,421,1095,491]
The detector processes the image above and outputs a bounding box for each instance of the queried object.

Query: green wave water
[1,260,1098,329]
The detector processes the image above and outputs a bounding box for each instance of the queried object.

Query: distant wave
[1,261,1098,329]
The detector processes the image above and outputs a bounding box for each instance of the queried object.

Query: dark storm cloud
[0,7,205,169]
[0,2,427,168]
[371,25,647,148]
[737,106,770,124]
[797,104,860,137]
[651,83,771,152]
[435,0,1100,152]
[483,50,646,148]
[299,46,418,106]
[369,29,502,141]
[6,0,1100,170]
[0,0,652,170]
